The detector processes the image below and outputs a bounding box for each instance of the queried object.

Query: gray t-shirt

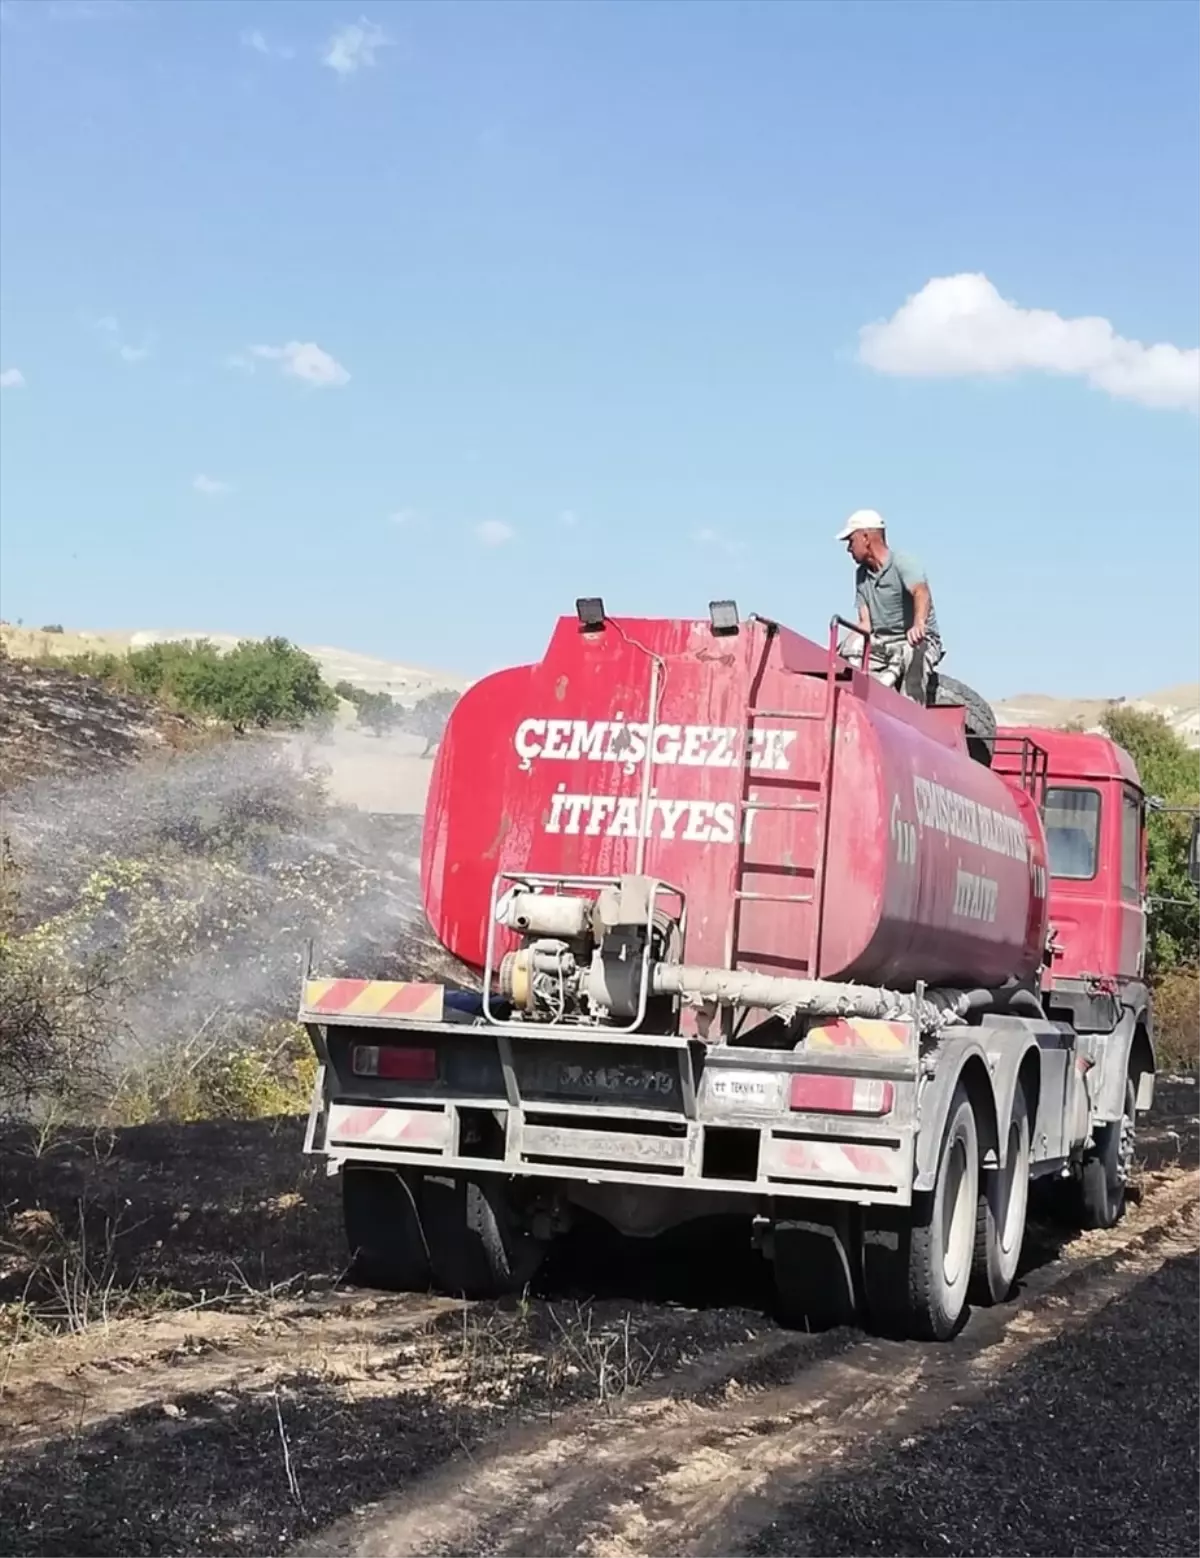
[855,549,941,640]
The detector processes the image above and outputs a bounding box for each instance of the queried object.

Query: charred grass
[0,1118,343,1332]
[0,1089,1196,1557]
[0,1275,777,1557]
[746,1250,1199,1558]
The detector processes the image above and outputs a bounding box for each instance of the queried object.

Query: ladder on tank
[722,617,864,1028]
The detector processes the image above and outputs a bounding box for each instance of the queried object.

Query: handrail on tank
[990,735,1051,812]
[828,614,872,674]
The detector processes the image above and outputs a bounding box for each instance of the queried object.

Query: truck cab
[995,727,1154,1125]
[998,728,1147,985]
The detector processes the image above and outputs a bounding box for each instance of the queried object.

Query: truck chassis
[300,957,1150,1342]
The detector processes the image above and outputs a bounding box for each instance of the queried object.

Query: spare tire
[928,672,997,766]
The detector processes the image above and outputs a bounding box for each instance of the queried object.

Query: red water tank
[421,614,1049,993]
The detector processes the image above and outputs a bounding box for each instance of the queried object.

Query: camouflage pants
[838,629,945,704]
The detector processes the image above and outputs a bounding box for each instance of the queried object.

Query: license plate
[706,1068,785,1113]
[526,1061,678,1101]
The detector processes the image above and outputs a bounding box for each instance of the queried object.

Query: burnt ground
[0,1082,1196,1558]
[746,1249,1198,1558]
[0,657,202,790]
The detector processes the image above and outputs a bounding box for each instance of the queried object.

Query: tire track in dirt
[293,1168,1198,1558]
[0,1293,461,1450]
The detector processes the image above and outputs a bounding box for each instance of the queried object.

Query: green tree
[1100,706,1199,970]
[332,681,400,735]
[399,688,460,756]
[354,690,400,737]
[203,637,337,732]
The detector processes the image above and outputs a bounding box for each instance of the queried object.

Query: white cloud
[92,313,151,364]
[693,526,744,557]
[246,341,350,388]
[193,474,231,497]
[0,367,25,389]
[858,273,1200,414]
[322,16,390,77]
[474,520,514,547]
[240,28,294,60]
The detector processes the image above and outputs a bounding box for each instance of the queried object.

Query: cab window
[1044,787,1100,880]
[1120,787,1142,901]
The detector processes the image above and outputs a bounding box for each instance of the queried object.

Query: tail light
[789,1074,894,1116]
[351,1044,437,1082]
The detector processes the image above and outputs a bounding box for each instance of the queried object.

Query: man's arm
[907,582,931,644]
[854,569,872,633]
[895,554,932,645]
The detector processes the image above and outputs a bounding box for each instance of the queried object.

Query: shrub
[112,1023,317,1125]
[40,624,64,635]
[1151,966,1199,1074]
[1100,706,1200,972]
[51,638,339,733]
[0,845,113,1120]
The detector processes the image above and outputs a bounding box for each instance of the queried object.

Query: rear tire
[342,1166,431,1292]
[970,1086,1031,1305]
[772,1208,860,1330]
[928,673,997,766]
[862,1081,979,1341]
[422,1174,544,1299]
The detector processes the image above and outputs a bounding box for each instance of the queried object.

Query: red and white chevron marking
[764,1135,906,1187]
[326,1103,451,1151]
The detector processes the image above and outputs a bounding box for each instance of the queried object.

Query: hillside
[0,625,470,709]
[5,623,1196,746]
[994,684,1200,749]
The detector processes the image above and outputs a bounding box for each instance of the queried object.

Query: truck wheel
[342,1166,431,1292]
[772,1209,860,1331]
[928,673,997,766]
[1079,1076,1137,1230]
[970,1086,1031,1305]
[422,1174,544,1299]
[862,1081,979,1341]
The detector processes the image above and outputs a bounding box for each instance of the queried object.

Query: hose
[649,963,969,1035]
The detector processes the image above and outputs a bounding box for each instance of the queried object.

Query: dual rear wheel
[772,1081,1033,1342]
[342,1166,543,1300]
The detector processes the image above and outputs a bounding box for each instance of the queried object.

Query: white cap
[836,508,885,541]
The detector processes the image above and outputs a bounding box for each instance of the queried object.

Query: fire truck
[298,603,1182,1341]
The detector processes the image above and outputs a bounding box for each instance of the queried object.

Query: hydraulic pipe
[649,963,975,1035]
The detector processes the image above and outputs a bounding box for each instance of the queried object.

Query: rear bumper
[311,1094,915,1204]
[301,996,920,1207]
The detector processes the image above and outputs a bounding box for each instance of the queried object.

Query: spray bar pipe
[649,963,972,1035]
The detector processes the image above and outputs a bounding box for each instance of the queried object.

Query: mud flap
[772,1207,861,1331]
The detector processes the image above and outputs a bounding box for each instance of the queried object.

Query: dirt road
[1,1094,1196,1557]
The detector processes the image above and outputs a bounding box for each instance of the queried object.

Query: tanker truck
[298,603,1160,1342]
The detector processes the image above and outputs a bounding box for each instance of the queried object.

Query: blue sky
[1,0,1197,697]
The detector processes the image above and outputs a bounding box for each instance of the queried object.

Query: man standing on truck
[835,508,944,704]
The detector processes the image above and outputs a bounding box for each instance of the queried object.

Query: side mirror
[1189,815,1200,889]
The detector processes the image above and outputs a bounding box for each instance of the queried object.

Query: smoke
[3,723,468,1065]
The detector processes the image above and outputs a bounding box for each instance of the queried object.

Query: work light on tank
[709,599,739,636]
[575,597,606,633]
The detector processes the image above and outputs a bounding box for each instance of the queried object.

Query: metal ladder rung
[733,889,814,903]
[745,709,825,721]
[738,800,819,813]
